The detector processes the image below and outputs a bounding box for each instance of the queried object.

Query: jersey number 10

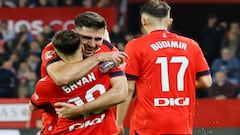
[67,84,106,106]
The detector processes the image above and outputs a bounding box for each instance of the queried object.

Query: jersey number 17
[156,56,189,92]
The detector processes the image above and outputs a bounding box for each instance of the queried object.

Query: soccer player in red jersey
[116,1,212,135]
[30,30,127,135]
[30,11,127,135]
[41,12,127,85]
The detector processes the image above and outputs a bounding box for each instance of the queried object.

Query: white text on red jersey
[150,41,187,51]
[61,72,96,93]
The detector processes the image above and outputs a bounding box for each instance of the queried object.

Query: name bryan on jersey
[62,72,96,93]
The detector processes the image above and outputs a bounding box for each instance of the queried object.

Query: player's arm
[54,75,128,119]
[82,75,128,112]
[29,79,51,112]
[47,51,128,86]
[194,40,212,89]
[115,80,135,135]
[196,74,212,89]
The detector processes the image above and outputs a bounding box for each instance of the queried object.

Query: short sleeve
[31,77,52,108]
[124,40,140,80]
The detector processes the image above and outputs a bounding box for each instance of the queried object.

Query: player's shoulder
[43,42,54,51]
[126,33,151,46]
[36,76,57,92]
[41,42,57,60]
[176,34,199,46]
[100,40,119,52]
[34,76,57,97]
[37,76,54,86]
[39,76,50,82]
[124,35,147,51]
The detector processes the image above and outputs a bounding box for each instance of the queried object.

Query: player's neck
[58,49,83,63]
[145,25,168,34]
[64,55,83,63]
[144,16,169,34]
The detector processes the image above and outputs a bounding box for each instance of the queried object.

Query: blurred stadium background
[1,0,240,135]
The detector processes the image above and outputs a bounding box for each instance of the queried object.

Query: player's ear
[141,17,147,26]
[168,18,173,26]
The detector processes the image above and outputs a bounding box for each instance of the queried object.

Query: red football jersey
[32,65,124,135]
[124,30,210,134]
[38,40,119,135]
[41,43,58,78]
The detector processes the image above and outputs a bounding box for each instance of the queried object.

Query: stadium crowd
[0,1,240,100]
[0,0,117,8]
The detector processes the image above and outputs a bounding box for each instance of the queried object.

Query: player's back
[42,66,118,135]
[125,30,210,134]
[39,39,118,135]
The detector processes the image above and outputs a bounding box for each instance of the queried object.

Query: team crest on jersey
[45,51,55,60]
[33,93,39,100]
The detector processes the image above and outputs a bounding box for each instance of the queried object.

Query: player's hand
[96,51,128,66]
[114,124,124,135]
[54,102,80,119]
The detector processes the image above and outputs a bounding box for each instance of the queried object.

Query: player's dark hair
[140,0,170,18]
[75,11,106,29]
[51,30,80,55]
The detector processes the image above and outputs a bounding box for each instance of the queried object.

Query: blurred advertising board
[0,99,31,128]
[0,7,117,35]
